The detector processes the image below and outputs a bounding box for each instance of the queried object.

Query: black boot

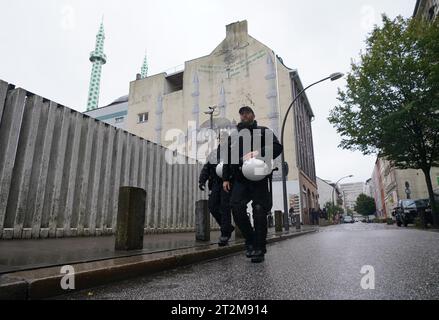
[218,225,237,247]
[251,249,265,263]
[218,235,230,247]
[245,244,254,258]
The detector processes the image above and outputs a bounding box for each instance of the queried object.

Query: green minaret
[87,20,107,111]
[140,52,148,79]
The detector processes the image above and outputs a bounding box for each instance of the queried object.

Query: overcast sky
[0,0,416,183]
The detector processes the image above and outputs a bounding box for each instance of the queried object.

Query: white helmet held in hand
[242,158,272,181]
[216,162,224,178]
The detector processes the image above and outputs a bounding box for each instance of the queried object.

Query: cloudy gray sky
[0,0,416,183]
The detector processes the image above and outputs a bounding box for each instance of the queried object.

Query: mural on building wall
[197,50,267,78]
[191,72,201,156]
[155,94,163,144]
[265,53,280,136]
[193,50,274,121]
[192,72,200,129]
[265,52,282,181]
[218,81,227,118]
[190,49,286,178]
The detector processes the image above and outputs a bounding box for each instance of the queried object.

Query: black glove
[199,182,206,191]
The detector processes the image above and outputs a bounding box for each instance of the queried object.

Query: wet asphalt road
[58,223,439,300]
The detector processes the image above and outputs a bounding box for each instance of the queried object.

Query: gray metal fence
[0,80,210,239]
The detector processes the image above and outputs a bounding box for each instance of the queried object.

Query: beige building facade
[126,21,318,224]
[371,158,439,217]
[339,182,365,213]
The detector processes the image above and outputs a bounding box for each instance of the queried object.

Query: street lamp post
[204,106,218,130]
[331,175,354,221]
[204,106,219,156]
[280,73,344,231]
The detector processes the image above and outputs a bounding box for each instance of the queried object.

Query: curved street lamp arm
[280,73,343,229]
[332,175,353,208]
[280,76,332,146]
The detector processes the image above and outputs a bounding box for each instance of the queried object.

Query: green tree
[354,194,377,216]
[324,202,344,221]
[328,15,439,226]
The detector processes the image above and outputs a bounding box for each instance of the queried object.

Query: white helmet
[216,162,224,178]
[242,158,272,181]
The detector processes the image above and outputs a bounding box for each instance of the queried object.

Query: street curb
[0,275,28,300]
[0,229,317,300]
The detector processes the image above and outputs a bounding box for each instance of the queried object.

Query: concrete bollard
[195,200,210,241]
[275,210,283,232]
[295,214,301,230]
[115,187,146,251]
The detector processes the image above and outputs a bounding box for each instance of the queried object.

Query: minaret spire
[140,51,148,79]
[86,19,107,111]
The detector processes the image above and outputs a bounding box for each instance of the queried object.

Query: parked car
[392,199,416,227]
[392,199,434,227]
[343,216,354,224]
[362,215,375,223]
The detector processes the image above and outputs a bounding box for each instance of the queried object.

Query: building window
[115,117,124,124]
[138,112,149,123]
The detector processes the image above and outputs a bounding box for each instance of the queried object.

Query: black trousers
[208,181,233,237]
[230,178,272,250]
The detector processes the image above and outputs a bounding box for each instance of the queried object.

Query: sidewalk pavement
[0,230,224,274]
[0,226,317,300]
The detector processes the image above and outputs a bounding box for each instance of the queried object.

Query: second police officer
[199,132,235,246]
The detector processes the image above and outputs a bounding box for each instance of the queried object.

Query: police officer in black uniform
[222,106,283,263]
[199,136,234,246]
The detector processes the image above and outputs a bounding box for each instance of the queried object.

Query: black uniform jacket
[222,120,283,182]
